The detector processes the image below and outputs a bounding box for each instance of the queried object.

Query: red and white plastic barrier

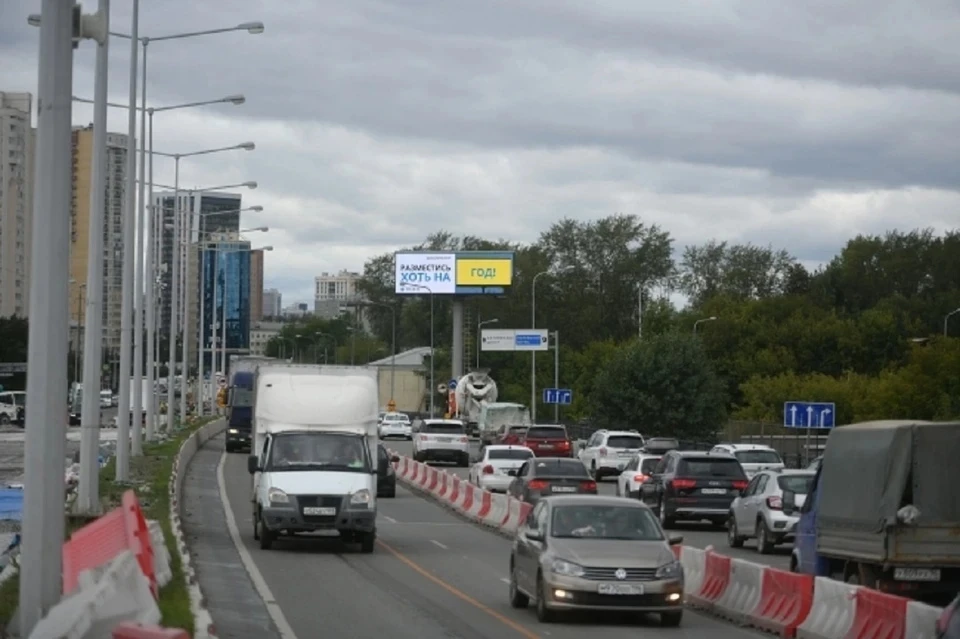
[390,451,946,639]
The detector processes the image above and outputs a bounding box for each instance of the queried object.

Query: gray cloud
[2,0,959,305]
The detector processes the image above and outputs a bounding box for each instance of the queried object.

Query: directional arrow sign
[783,401,837,429]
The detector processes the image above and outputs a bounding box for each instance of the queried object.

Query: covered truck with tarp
[786,420,960,596]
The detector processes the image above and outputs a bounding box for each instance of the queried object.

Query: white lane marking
[381,514,398,523]
[217,450,300,639]
[430,539,449,550]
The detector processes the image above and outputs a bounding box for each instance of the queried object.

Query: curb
[169,420,225,639]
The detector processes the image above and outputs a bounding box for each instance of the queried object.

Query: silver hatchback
[727,469,815,554]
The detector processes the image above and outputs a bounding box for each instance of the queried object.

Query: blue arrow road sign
[543,388,573,405]
[448,378,458,390]
[783,401,836,428]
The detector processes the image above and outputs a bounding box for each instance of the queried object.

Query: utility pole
[553,330,560,423]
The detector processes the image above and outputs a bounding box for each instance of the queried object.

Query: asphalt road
[218,437,772,639]
[384,438,792,572]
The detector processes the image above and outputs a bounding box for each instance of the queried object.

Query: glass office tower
[201,240,251,373]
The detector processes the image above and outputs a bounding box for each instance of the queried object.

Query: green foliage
[591,333,728,440]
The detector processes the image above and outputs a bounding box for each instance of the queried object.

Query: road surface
[183,433,775,638]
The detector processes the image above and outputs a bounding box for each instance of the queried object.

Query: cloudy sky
[2,0,959,306]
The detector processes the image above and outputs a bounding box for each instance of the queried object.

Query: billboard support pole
[451,300,464,381]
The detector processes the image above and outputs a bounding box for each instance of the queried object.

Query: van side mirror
[782,490,796,515]
[247,455,259,474]
[668,534,683,545]
[525,528,543,542]
[391,455,400,463]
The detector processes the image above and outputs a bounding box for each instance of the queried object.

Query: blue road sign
[543,388,573,405]
[783,401,836,428]
[448,378,458,390]
[515,333,546,347]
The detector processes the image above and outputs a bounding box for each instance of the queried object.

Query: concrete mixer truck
[453,370,498,436]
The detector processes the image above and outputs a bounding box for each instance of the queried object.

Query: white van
[248,365,380,552]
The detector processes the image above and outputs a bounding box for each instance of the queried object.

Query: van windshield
[267,433,372,473]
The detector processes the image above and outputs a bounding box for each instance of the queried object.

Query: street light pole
[531,271,548,423]
[693,316,717,334]
[944,308,960,336]
[20,0,74,630]
[166,157,181,433]
[144,112,156,441]
[477,317,499,368]
[77,0,109,512]
[553,330,560,423]
[115,0,139,482]
[130,37,148,457]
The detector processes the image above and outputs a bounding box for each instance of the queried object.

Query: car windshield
[679,458,746,478]
[488,449,534,460]
[551,505,664,541]
[640,457,661,474]
[422,422,464,434]
[526,426,566,439]
[267,433,371,472]
[778,475,815,494]
[532,460,589,477]
[607,435,644,449]
[735,450,783,464]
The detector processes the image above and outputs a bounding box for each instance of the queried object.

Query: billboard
[394,250,515,295]
[395,252,456,294]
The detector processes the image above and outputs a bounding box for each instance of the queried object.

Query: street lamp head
[238,21,265,34]
[242,181,258,189]
[224,94,246,105]
[27,14,41,27]
[238,142,256,151]
[259,246,274,251]
[250,205,264,212]
[253,226,269,232]
[708,316,717,321]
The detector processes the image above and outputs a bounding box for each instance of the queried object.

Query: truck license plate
[303,507,336,516]
[598,583,644,595]
[894,567,940,581]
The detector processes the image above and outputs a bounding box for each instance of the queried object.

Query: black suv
[639,450,748,529]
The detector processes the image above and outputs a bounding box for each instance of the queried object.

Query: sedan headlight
[550,559,585,577]
[267,487,289,504]
[655,560,683,580]
[227,428,239,434]
[350,489,372,508]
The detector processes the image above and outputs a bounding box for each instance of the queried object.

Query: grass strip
[0,416,218,637]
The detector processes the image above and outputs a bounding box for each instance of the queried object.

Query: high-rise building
[249,249,264,322]
[154,191,241,370]
[314,269,363,319]
[0,92,35,318]
[200,239,251,373]
[67,125,128,384]
[262,288,281,319]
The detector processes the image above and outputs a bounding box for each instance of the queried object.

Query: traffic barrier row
[392,454,532,537]
[675,545,945,639]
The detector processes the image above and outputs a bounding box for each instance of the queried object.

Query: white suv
[710,444,784,478]
[412,419,470,466]
[379,412,412,439]
[578,429,646,480]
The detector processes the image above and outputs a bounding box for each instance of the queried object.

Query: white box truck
[247,364,381,552]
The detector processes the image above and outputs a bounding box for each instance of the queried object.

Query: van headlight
[550,559,585,577]
[655,560,683,580]
[349,489,372,508]
[267,488,289,504]
[227,428,238,434]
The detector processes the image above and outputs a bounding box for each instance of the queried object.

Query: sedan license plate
[894,567,940,581]
[598,582,644,595]
[303,507,336,516]
[436,437,452,442]
[539,444,554,449]
[551,486,577,493]
[701,488,726,495]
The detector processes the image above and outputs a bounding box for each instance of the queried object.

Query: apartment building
[0,92,35,318]
[68,125,128,365]
[262,288,281,319]
[313,269,363,319]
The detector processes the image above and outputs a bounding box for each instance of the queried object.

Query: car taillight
[482,465,494,475]
[419,434,429,442]
[732,479,749,491]
[528,480,549,490]
[558,440,570,448]
[599,447,608,456]
[633,473,649,483]
[460,436,469,443]
[766,496,782,510]
[671,478,697,490]
[580,480,597,492]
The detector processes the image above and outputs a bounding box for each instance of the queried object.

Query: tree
[679,241,798,306]
[590,332,728,440]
